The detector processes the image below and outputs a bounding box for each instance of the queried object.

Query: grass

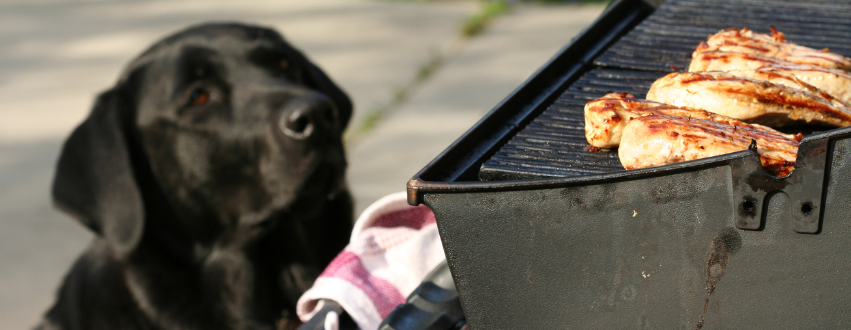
[344,1,503,143]
[460,0,510,38]
[354,107,385,139]
[416,52,444,82]
[345,50,445,145]
[349,0,609,143]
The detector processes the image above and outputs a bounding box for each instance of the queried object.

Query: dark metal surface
[406,0,851,328]
[425,148,851,327]
[478,69,658,181]
[596,0,851,72]
[378,261,466,330]
[729,135,829,233]
[479,0,851,181]
[417,129,851,329]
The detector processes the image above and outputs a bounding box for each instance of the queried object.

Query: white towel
[297,192,446,330]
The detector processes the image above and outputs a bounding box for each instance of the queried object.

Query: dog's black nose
[280,94,337,140]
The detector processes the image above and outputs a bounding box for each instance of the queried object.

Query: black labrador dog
[37,23,353,330]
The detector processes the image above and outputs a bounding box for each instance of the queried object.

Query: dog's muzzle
[279,94,338,140]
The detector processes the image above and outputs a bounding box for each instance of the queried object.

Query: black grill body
[407,0,851,328]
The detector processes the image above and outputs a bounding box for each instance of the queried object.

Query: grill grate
[597,0,851,71]
[478,0,851,181]
[479,69,658,180]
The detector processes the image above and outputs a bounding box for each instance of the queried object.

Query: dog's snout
[280,95,336,140]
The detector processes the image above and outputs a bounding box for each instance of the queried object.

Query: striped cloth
[296,192,446,330]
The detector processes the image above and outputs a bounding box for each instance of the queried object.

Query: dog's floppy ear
[299,55,353,129]
[52,89,144,257]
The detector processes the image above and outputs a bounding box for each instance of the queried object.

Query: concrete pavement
[347,4,605,214]
[0,1,604,328]
[0,0,478,143]
[0,1,475,327]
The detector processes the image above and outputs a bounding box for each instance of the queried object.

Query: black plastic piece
[378,261,466,330]
[296,300,358,330]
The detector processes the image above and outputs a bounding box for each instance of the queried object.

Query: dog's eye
[188,88,209,106]
[275,59,289,71]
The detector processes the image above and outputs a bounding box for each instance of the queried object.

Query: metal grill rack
[478,0,851,181]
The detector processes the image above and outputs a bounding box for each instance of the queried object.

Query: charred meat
[584,92,799,148]
[690,51,851,105]
[646,71,851,127]
[618,112,800,177]
[694,27,851,70]
[584,93,800,176]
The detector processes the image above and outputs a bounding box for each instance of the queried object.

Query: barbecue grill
[406,0,851,328]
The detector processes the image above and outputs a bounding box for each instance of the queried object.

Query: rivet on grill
[800,202,814,215]
[741,200,755,213]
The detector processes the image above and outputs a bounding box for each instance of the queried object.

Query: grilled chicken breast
[690,51,851,104]
[619,113,800,176]
[694,28,851,71]
[584,92,799,148]
[646,71,851,127]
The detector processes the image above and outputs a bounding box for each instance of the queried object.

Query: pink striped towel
[296,192,447,330]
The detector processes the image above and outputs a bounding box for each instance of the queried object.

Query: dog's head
[51,23,353,257]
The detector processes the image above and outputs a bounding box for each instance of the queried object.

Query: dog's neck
[96,187,351,330]
[120,217,299,330]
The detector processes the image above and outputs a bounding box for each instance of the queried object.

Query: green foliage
[346,50,444,145]
[352,106,385,139]
[416,52,443,82]
[460,0,510,37]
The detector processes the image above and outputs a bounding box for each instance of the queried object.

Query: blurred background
[0,0,606,328]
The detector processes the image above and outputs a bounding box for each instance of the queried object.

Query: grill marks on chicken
[585,93,691,148]
[646,71,851,127]
[690,51,851,105]
[690,50,796,72]
[695,27,851,71]
[581,27,850,175]
[584,93,800,176]
[584,92,800,148]
[619,113,799,177]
